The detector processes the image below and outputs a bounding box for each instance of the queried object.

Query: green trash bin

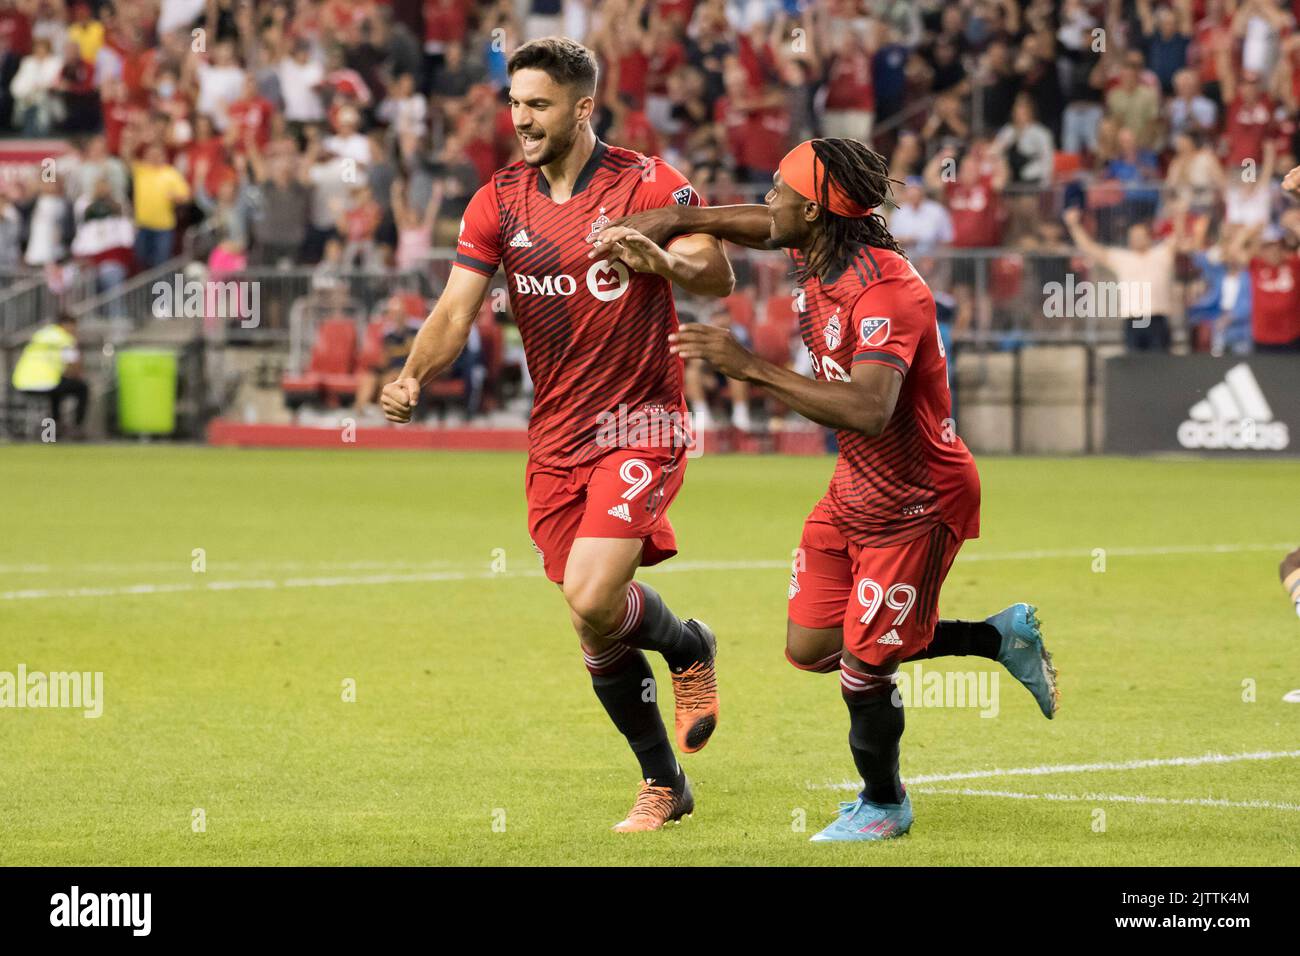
[117,349,177,436]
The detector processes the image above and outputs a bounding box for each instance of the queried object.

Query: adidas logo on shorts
[509,228,533,248]
[877,629,903,646]
[607,503,632,522]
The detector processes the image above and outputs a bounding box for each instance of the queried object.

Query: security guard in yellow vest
[11,312,88,435]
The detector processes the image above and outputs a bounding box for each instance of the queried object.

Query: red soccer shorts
[526,444,688,584]
[787,499,965,667]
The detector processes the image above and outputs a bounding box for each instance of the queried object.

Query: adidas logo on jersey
[509,228,533,248]
[607,503,632,523]
[1178,363,1289,451]
[877,629,903,646]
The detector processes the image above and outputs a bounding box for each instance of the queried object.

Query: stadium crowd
[1,0,1299,425]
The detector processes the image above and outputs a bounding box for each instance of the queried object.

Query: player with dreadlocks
[592,138,1058,842]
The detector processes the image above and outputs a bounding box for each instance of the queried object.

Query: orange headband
[778,140,874,218]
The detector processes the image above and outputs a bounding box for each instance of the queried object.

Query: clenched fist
[381,377,421,423]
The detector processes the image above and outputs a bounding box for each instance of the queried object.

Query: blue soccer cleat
[988,603,1059,719]
[810,793,913,842]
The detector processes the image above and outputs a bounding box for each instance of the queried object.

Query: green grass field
[2,445,1298,866]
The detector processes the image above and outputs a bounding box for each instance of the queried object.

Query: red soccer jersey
[455,140,702,467]
[1223,94,1274,166]
[791,243,980,547]
[1249,254,1300,345]
[0,11,32,57]
[227,95,274,150]
[824,48,875,112]
[946,178,1001,248]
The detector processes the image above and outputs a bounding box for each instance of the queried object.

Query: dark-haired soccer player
[596,138,1059,842]
[382,38,733,831]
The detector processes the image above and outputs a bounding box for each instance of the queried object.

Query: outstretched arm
[669,324,902,436]
[587,226,735,297]
[1062,206,1111,268]
[382,266,491,422]
[600,203,777,252]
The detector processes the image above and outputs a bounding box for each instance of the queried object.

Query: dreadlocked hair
[800,138,905,284]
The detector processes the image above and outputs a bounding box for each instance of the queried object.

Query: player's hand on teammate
[587,225,668,275]
[670,324,756,381]
[380,377,421,423]
[602,208,679,247]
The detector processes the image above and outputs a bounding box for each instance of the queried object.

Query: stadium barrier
[0,219,1251,455]
[1104,355,1298,455]
[0,267,97,340]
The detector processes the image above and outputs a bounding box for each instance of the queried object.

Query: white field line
[0,558,466,575]
[813,749,1300,792]
[2,542,1295,601]
[909,787,1300,812]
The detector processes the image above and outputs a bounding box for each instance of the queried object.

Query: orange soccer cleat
[671,620,719,753]
[611,775,695,832]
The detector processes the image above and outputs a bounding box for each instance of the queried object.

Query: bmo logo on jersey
[586,259,631,301]
[511,260,631,302]
[513,273,578,296]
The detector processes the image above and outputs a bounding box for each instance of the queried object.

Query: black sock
[841,666,905,805]
[586,645,679,785]
[911,619,1001,660]
[620,582,705,672]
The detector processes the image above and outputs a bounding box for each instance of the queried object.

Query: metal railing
[0,266,98,341]
[68,263,445,360]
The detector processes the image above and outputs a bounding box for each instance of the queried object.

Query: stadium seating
[281,317,359,409]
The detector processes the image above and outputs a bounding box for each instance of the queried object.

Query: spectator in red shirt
[822,27,875,144]
[227,75,274,152]
[1221,70,1275,169]
[596,15,650,111]
[181,114,234,197]
[643,15,685,128]
[736,19,780,91]
[1246,224,1300,351]
[1191,0,1234,99]
[925,140,1010,334]
[714,56,790,181]
[100,76,143,156]
[608,93,660,158]
[926,141,1009,249]
[337,182,383,269]
[0,0,33,58]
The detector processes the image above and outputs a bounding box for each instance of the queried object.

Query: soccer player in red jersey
[381,39,733,831]
[598,138,1060,841]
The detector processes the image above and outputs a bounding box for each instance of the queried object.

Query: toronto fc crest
[824,310,842,351]
[586,206,610,242]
